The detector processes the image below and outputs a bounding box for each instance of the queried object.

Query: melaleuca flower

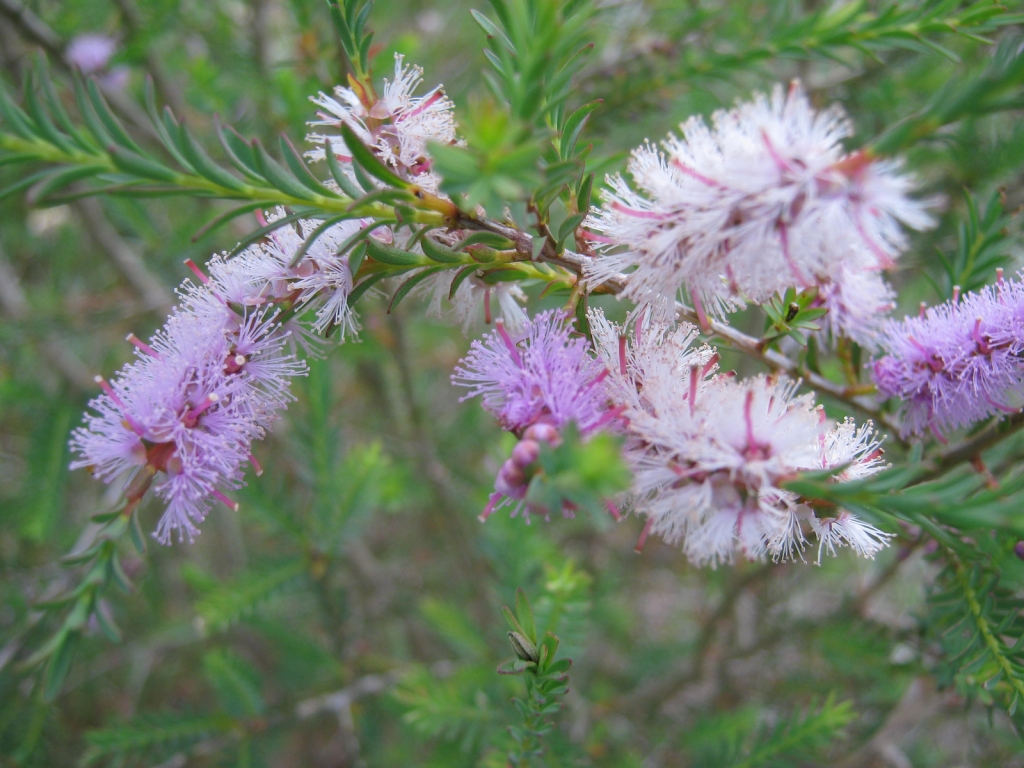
[70,307,304,544]
[452,310,617,520]
[872,271,1024,438]
[815,267,896,351]
[585,82,934,325]
[590,309,890,566]
[71,240,310,543]
[305,54,457,192]
[193,210,370,341]
[454,310,612,434]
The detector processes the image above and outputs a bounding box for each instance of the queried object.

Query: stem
[0,132,431,224]
[452,210,898,431]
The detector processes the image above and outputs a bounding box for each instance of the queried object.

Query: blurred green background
[1,0,1023,765]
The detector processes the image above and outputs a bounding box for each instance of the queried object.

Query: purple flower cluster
[452,310,611,434]
[452,310,616,520]
[71,301,304,543]
[873,271,1024,438]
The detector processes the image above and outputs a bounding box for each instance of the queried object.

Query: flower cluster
[306,53,457,192]
[584,82,933,345]
[873,271,1024,438]
[69,212,373,543]
[452,310,617,520]
[589,310,890,566]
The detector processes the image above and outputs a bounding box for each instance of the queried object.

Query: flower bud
[523,422,560,446]
[511,439,540,468]
[508,631,539,662]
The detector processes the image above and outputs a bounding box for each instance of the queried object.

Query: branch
[452,210,898,430]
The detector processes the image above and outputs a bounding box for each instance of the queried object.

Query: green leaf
[559,100,601,158]
[250,138,317,199]
[364,237,424,266]
[26,165,107,205]
[515,588,537,643]
[107,145,179,183]
[42,631,78,702]
[279,134,334,195]
[325,141,364,198]
[339,123,410,189]
[420,236,464,263]
[178,125,246,191]
[457,231,516,250]
[388,265,447,312]
[347,270,389,306]
[448,265,478,299]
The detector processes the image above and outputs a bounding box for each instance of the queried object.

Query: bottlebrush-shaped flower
[872,271,1024,438]
[305,54,457,192]
[584,82,934,326]
[590,309,890,566]
[70,306,304,543]
[452,310,618,521]
[68,221,332,542]
[188,210,369,341]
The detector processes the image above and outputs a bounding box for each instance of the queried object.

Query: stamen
[479,491,503,522]
[852,211,895,269]
[972,317,991,354]
[184,393,220,424]
[495,319,522,367]
[95,376,145,435]
[692,292,710,333]
[689,366,699,416]
[918,301,927,319]
[760,129,790,173]
[635,306,647,345]
[184,259,209,284]
[634,517,654,554]
[211,490,240,511]
[777,221,809,287]
[605,500,622,522]
[610,201,671,221]
[126,333,160,359]
[701,353,720,378]
[671,158,726,189]
[743,389,758,451]
[249,453,264,477]
[952,285,961,305]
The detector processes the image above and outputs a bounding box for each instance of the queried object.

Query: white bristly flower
[589,308,890,566]
[585,82,935,327]
[815,267,897,351]
[305,54,457,193]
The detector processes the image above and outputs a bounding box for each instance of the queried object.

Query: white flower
[585,83,935,324]
[305,54,457,193]
[810,511,893,563]
[589,308,890,566]
[816,267,897,351]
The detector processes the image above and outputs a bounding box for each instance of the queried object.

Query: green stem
[952,554,1024,707]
